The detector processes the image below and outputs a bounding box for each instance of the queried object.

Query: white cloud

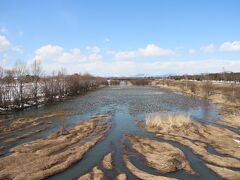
[219,41,240,52]
[86,46,101,54]
[87,53,102,61]
[33,44,102,65]
[35,44,63,60]
[56,48,81,63]
[44,59,240,76]
[0,35,11,52]
[114,44,176,60]
[139,44,176,57]
[201,43,215,53]
[188,48,196,55]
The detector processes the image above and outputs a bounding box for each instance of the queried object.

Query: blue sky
[0,0,240,76]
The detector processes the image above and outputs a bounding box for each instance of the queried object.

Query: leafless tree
[30,59,42,105]
[57,68,67,99]
[14,61,28,108]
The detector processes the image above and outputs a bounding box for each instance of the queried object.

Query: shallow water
[1,86,224,179]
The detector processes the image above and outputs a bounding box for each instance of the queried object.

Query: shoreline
[151,80,240,129]
[0,85,107,115]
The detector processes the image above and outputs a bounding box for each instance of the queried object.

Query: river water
[1,86,223,179]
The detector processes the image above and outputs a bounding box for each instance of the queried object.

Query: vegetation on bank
[139,112,240,179]
[163,72,240,82]
[108,78,150,86]
[0,60,107,111]
[153,78,240,103]
[146,112,191,130]
[0,114,112,179]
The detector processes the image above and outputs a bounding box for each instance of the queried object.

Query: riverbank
[151,79,240,129]
[0,84,107,115]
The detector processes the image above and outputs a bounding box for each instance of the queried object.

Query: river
[0,85,223,179]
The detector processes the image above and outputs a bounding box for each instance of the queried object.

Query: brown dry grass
[0,114,111,180]
[123,155,177,180]
[145,112,191,131]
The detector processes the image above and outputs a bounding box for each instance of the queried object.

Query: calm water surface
[1,86,223,179]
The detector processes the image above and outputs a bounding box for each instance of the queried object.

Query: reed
[145,112,191,131]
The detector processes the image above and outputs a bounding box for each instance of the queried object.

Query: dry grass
[145,112,191,131]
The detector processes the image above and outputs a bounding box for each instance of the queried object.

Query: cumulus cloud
[0,35,11,52]
[35,44,63,59]
[56,48,81,63]
[139,44,175,56]
[45,59,240,76]
[82,59,240,76]
[113,44,176,60]
[201,43,215,53]
[188,48,196,55]
[219,41,240,52]
[32,44,102,65]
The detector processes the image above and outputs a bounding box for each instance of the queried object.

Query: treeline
[0,60,107,111]
[166,72,240,82]
[129,78,150,85]
[108,78,150,86]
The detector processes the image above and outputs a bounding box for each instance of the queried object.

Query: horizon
[1,0,240,76]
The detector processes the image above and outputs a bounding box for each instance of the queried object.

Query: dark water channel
[1,86,224,179]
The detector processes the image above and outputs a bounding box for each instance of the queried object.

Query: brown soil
[125,134,195,175]
[102,152,113,170]
[123,155,177,180]
[0,114,111,180]
[78,166,104,180]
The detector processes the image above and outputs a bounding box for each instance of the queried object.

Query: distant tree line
[108,78,150,86]
[129,78,150,86]
[155,77,240,103]
[0,60,107,111]
[166,72,240,82]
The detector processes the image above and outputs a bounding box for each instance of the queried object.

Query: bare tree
[4,69,16,108]
[14,61,28,108]
[57,68,67,100]
[30,59,42,105]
